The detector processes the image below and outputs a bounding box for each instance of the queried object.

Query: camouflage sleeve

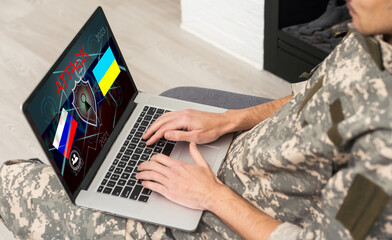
[268,222,301,240]
[271,130,392,239]
[290,81,308,96]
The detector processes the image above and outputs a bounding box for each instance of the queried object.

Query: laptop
[22,6,233,231]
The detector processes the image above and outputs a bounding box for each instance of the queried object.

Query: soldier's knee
[0,160,49,238]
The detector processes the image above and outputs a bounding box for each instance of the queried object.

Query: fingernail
[165,132,172,139]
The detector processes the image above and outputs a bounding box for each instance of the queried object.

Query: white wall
[181,0,264,69]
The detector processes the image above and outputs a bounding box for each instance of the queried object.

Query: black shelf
[264,0,330,83]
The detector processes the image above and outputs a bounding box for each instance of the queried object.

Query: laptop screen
[23,7,137,196]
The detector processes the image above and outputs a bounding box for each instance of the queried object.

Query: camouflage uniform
[1,29,392,239]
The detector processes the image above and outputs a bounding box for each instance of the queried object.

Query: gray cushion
[160,87,272,109]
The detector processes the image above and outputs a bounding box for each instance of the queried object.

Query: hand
[143,109,232,145]
[136,142,224,210]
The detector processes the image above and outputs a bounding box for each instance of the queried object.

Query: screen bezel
[22,6,138,202]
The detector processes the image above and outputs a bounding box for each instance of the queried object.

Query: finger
[143,113,173,140]
[145,126,172,146]
[145,131,164,146]
[137,159,172,178]
[166,129,219,145]
[141,180,168,196]
[149,153,177,168]
[145,119,188,145]
[136,170,168,185]
[164,130,198,143]
[189,142,209,168]
[143,111,180,139]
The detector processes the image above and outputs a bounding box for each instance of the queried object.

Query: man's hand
[142,95,293,146]
[136,142,223,210]
[136,142,281,240]
[142,109,233,145]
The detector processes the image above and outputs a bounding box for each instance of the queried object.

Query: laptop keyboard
[97,105,175,203]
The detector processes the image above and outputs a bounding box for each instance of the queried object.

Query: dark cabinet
[264,0,332,83]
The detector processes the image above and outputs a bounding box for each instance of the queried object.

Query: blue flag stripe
[93,47,115,84]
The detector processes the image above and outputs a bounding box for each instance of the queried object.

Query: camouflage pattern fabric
[222,29,392,239]
[377,35,392,74]
[0,160,126,240]
[1,29,392,239]
[0,159,241,239]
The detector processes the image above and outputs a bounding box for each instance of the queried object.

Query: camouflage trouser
[0,160,242,240]
[0,160,173,240]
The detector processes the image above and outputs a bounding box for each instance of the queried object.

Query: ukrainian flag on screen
[93,46,121,96]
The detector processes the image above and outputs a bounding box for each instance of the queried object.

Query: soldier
[1,0,392,239]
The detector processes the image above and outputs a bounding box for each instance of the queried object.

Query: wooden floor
[0,0,291,238]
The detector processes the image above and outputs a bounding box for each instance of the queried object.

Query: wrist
[204,183,234,212]
[220,110,243,133]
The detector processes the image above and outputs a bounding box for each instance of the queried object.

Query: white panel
[181,0,265,69]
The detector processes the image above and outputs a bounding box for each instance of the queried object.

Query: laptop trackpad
[178,143,219,167]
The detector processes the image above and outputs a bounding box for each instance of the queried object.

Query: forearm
[207,184,281,240]
[223,94,293,133]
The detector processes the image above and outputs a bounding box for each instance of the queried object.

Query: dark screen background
[26,9,136,194]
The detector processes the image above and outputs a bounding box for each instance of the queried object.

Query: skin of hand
[136,142,222,210]
[143,95,293,146]
[136,142,281,240]
[138,95,292,239]
[143,109,234,145]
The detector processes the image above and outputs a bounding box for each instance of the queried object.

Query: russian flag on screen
[53,108,78,159]
[92,46,121,96]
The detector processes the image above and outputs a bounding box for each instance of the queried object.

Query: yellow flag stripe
[99,59,120,96]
